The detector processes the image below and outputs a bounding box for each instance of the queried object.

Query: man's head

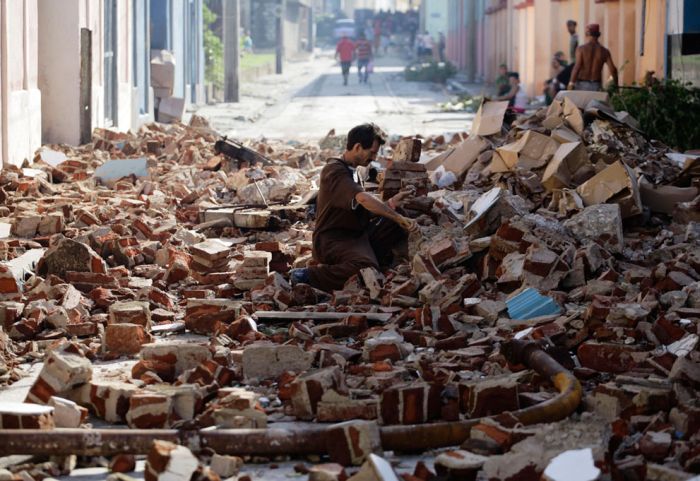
[554,51,564,60]
[508,72,520,85]
[345,123,386,167]
[567,20,577,35]
[585,23,601,39]
[499,64,508,76]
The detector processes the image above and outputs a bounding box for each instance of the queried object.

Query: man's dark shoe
[289,268,310,286]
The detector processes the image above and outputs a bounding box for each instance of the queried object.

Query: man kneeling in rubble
[290,123,419,291]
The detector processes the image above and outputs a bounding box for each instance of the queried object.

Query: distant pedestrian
[381,32,391,55]
[495,72,528,111]
[407,15,418,49]
[495,64,510,96]
[335,35,355,86]
[241,30,254,55]
[355,32,373,84]
[551,51,567,77]
[418,31,433,58]
[545,51,568,104]
[438,32,446,62]
[373,18,382,52]
[567,20,579,64]
[568,23,618,91]
[363,20,374,47]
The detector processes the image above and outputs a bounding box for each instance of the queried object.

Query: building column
[223,0,240,102]
[618,0,636,84]
[2,0,41,165]
[0,0,6,167]
[467,0,476,80]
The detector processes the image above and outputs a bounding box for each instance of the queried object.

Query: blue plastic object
[506,288,562,320]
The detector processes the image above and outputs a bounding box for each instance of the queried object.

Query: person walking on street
[355,32,373,84]
[335,35,355,86]
[568,24,618,91]
[289,123,418,291]
[567,20,579,64]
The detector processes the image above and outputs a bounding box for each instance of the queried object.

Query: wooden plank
[253,311,392,323]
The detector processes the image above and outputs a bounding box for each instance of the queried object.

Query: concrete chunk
[242,343,313,380]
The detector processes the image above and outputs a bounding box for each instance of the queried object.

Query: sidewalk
[192,51,335,135]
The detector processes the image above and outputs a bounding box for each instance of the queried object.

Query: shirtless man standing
[568,24,618,91]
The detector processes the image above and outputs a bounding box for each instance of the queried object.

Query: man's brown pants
[307,218,406,291]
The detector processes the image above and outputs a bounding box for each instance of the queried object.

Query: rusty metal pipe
[379,340,583,452]
[503,339,583,425]
[0,340,581,456]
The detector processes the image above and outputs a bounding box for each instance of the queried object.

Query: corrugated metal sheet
[506,287,562,320]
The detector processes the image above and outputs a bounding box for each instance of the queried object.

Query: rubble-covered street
[1,83,700,481]
[2,0,700,480]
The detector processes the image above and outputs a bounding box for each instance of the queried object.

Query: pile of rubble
[0,89,699,481]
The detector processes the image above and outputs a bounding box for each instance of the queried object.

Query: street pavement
[195,49,476,141]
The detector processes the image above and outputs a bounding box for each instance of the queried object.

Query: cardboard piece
[676,154,700,181]
[554,90,609,109]
[639,177,699,214]
[548,188,584,215]
[425,136,488,177]
[543,97,583,135]
[542,142,590,191]
[563,97,584,135]
[94,158,150,187]
[551,126,580,144]
[150,49,176,92]
[471,101,509,137]
[576,160,642,218]
[157,97,185,123]
[490,131,559,173]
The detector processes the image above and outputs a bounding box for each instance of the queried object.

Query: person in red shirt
[335,35,355,86]
[354,32,373,84]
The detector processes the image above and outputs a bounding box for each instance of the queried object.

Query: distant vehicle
[333,19,356,40]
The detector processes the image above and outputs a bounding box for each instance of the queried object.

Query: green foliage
[439,94,484,112]
[609,79,700,151]
[203,2,224,90]
[240,53,275,71]
[405,61,457,84]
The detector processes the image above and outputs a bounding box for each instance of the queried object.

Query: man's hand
[567,82,575,90]
[397,216,419,234]
[355,192,419,234]
[388,186,416,210]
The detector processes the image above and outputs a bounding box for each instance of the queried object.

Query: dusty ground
[195,49,475,142]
